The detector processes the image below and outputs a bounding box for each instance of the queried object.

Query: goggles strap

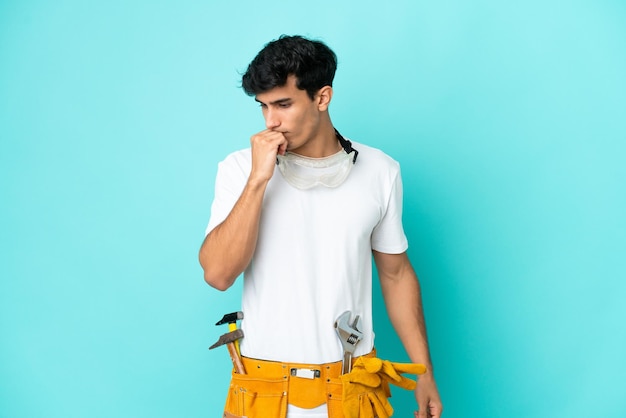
[335,129,359,164]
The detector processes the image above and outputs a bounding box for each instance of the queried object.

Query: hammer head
[216,311,244,326]
[334,311,363,354]
[209,329,244,350]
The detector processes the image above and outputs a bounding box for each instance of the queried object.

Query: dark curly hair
[241,35,337,100]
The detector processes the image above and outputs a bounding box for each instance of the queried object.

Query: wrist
[246,175,270,190]
[419,369,435,380]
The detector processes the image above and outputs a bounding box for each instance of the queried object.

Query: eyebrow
[255,97,292,106]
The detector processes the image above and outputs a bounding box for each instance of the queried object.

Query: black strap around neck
[335,129,359,164]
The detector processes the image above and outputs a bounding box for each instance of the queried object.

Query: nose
[264,108,281,130]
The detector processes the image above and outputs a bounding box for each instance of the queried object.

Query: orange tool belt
[223,350,380,418]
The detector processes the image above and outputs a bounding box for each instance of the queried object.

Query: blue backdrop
[1,1,625,417]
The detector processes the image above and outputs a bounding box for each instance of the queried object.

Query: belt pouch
[325,376,345,418]
[287,362,329,408]
[224,369,287,418]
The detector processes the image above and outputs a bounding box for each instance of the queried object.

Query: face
[255,75,329,155]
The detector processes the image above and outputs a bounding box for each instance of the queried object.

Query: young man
[199,35,443,418]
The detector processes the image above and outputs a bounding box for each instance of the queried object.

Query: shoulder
[218,147,252,173]
[215,148,252,186]
[349,140,401,176]
[220,147,251,166]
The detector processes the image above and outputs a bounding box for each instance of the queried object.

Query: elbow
[200,261,238,291]
[203,271,234,291]
[198,241,243,291]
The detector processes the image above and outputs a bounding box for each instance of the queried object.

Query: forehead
[255,75,309,104]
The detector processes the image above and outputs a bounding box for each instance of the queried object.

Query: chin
[286,141,300,152]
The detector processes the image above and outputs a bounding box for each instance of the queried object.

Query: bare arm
[199,178,267,290]
[199,130,287,291]
[373,250,443,418]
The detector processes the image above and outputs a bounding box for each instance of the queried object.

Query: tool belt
[223,350,378,418]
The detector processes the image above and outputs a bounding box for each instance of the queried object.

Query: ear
[316,86,333,111]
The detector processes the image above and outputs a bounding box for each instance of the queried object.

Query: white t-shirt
[206,141,408,364]
[287,403,327,417]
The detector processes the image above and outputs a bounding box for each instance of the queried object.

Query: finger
[277,139,288,155]
[252,130,282,146]
[257,131,288,155]
[394,362,428,375]
[367,392,392,418]
[428,399,443,418]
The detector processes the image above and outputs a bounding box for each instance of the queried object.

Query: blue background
[1,1,625,417]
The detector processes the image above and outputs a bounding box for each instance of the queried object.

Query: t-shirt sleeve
[205,153,249,236]
[370,167,409,253]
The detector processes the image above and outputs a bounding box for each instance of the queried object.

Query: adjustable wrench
[334,311,364,374]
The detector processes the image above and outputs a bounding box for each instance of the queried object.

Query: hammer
[209,329,246,374]
[216,311,244,356]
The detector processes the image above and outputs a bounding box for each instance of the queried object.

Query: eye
[278,102,291,108]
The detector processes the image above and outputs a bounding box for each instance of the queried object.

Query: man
[199,35,442,418]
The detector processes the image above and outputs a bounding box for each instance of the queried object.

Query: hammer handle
[227,342,246,374]
[228,323,241,356]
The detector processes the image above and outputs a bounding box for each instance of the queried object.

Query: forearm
[199,178,268,290]
[375,251,443,416]
[375,252,433,371]
[386,277,432,369]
